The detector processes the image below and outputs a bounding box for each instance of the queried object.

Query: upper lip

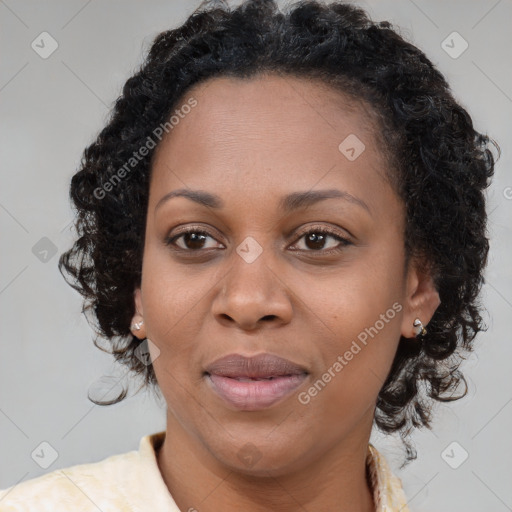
[205,353,308,378]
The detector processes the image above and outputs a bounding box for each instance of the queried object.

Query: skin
[130,73,440,512]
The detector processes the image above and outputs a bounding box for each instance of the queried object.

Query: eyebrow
[154,188,370,214]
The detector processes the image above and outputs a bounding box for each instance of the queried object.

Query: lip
[204,353,308,411]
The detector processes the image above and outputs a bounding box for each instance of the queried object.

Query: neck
[156,413,375,512]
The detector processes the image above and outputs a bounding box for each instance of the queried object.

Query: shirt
[0,431,410,511]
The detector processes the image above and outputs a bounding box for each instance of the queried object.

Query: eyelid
[291,224,352,242]
[166,224,350,242]
[167,224,223,241]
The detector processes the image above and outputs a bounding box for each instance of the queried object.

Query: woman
[0,0,498,510]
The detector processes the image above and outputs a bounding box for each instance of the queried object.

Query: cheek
[141,244,220,341]
[297,291,403,433]
[293,247,405,345]
[294,247,405,408]
[139,251,212,398]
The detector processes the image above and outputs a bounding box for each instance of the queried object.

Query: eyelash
[164,225,352,256]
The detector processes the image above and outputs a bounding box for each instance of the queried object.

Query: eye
[164,225,352,255]
[289,227,352,254]
[165,228,224,251]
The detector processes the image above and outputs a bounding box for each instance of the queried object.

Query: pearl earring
[413,318,427,337]
[131,320,144,331]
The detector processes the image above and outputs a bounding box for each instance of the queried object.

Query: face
[132,73,440,476]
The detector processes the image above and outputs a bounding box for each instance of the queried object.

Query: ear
[130,287,146,339]
[400,258,441,339]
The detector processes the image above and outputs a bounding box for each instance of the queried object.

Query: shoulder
[0,449,140,512]
[367,443,411,512]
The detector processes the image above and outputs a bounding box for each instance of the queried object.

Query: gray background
[1,1,511,511]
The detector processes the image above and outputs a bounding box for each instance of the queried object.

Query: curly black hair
[58,0,499,465]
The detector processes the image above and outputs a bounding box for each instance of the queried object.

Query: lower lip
[206,373,308,411]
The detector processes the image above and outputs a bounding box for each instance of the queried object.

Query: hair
[59,0,499,466]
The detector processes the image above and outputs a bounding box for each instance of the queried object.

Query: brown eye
[179,232,208,250]
[304,232,329,250]
[165,229,222,251]
[291,228,352,253]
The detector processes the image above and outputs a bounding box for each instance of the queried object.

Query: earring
[413,318,427,337]
[131,320,144,331]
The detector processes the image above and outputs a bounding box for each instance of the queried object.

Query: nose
[211,248,293,331]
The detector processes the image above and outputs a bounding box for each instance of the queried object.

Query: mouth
[221,376,289,381]
[204,353,309,411]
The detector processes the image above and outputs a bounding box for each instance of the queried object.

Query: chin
[207,435,309,478]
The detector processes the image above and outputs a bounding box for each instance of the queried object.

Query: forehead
[149,73,392,211]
